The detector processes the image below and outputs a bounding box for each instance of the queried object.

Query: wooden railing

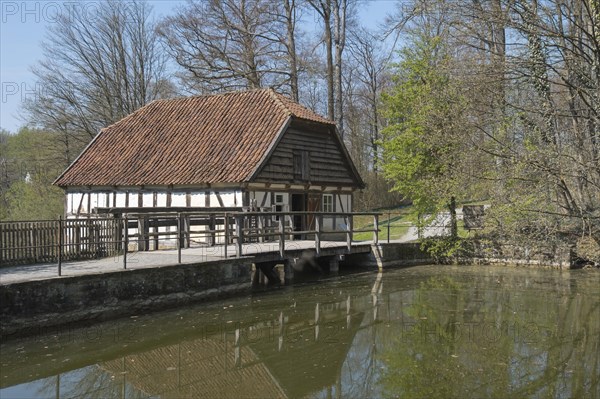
[0,218,122,270]
[1,211,381,273]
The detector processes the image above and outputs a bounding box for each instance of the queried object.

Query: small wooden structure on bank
[54,89,364,240]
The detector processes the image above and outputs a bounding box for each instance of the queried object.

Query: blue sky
[0,0,395,133]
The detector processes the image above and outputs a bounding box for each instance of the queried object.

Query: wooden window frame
[322,194,334,213]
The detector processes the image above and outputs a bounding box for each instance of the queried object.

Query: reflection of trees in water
[380,272,600,398]
[35,364,148,399]
[6,268,598,398]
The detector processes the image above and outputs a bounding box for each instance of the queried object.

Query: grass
[352,204,477,242]
[353,206,413,241]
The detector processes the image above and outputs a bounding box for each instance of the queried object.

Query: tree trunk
[324,4,335,121]
[283,0,299,101]
[309,0,335,120]
[449,196,458,239]
[333,0,347,135]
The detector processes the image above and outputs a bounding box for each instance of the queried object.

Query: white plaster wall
[129,193,139,208]
[341,194,351,213]
[156,193,167,207]
[89,193,98,212]
[190,192,204,207]
[211,191,239,207]
[96,192,106,209]
[171,192,186,207]
[142,193,153,207]
[67,193,84,215]
[210,192,223,207]
[115,192,127,208]
[336,195,345,213]
[324,217,334,230]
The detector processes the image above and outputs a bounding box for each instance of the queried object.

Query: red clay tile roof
[54,89,335,187]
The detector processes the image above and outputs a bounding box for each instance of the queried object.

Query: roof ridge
[266,89,293,118]
[159,88,271,103]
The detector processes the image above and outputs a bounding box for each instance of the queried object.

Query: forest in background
[1,0,598,261]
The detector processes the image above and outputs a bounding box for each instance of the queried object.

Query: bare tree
[158,0,301,95]
[347,28,391,175]
[333,0,349,134]
[307,0,335,120]
[282,0,301,101]
[26,0,171,163]
[308,0,356,133]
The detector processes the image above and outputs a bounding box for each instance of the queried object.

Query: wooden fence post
[138,217,148,251]
[224,213,229,259]
[123,216,128,269]
[75,223,81,258]
[185,216,191,248]
[58,217,63,276]
[152,218,159,250]
[235,214,243,257]
[387,211,391,243]
[177,213,182,264]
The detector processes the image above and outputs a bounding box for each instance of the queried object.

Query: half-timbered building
[54,89,364,234]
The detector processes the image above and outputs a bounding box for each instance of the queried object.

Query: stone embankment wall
[463,240,573,269]
[0,259,252,338]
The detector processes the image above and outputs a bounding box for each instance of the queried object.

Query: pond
[1,265,599,398]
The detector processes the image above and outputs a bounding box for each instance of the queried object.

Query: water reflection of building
[98,304,366,399]
[102,339,287,398]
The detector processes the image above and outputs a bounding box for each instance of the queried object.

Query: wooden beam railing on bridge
[229,211,380,258]
[1,211,381,275]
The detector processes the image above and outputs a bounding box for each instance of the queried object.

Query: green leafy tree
[0,128,65,221]
[380,35,470,238]
[4,179,64,221]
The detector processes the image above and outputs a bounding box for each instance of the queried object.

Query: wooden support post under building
[177,213,182,264]
[137,217,148,251]
[224,213,229,258]
[208,215,216,246]
[235,215,243,257]
[152,220,159,250]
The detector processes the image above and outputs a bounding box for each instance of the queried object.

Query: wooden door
[306,193,321,232]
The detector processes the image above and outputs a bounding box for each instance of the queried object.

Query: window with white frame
[323,194,333,213]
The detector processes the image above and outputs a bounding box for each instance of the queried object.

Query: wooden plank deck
[0,240,375,285]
